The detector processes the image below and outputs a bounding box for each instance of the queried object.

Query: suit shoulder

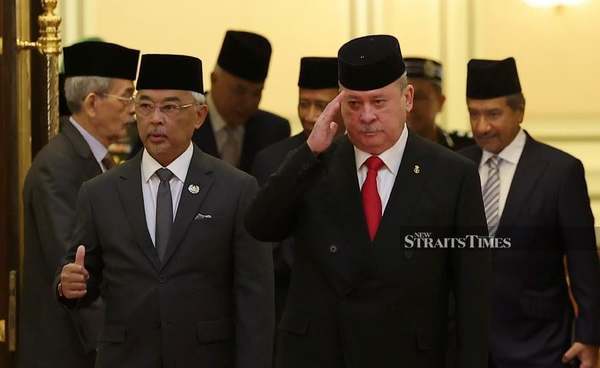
[255,134,305,160]
[31,133,80,169]
[255,109,289,124]
[529,139,582,169]
[416,134,478,170]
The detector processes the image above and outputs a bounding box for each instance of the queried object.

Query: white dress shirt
[207,93,244,155]
[141,143,193,246]
[478,128,526,217]
[70,117,109,172]
[354,124,408,214]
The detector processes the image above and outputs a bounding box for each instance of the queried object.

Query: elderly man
[20,41,139,368]
[57,54,274,368]
[460,57,600,368]
[192,30,290,172]
[405,57,474,150]
[246,35,490,368]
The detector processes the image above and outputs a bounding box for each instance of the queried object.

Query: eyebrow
[136,95,182,103]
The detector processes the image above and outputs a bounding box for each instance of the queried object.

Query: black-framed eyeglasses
[134,101,197,117]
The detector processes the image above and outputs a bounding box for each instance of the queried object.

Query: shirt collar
[354,123,408,175]
[481,128,526,167]
[69,116,108,163]
[141,143,194,183]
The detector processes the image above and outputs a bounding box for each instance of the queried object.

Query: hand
[59,245,89,299]
[306,91,344,154]
[562,342,599,368]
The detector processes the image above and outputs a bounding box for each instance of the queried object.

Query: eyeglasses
[100,93,135,106]
[134,101,197,117]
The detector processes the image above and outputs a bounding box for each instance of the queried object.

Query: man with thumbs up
[57,54,273,368]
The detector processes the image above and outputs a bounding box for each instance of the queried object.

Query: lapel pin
[188,184,200,194]
[413,165,421,174]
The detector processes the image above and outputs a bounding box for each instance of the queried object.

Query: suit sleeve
[452,162,491,368]
[31,160,86,280]
[56,181,104,308]
[559,159,600,345]
[235,175,275,368]
[245,143,321,242]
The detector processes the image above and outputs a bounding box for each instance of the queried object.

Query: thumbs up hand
[59,245,90,299]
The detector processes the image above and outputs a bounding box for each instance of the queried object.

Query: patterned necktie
[155,168,174,261]
[101,154,115,171]
[362,156,385,241]
[482,156,501,236]
[221,126,240,167]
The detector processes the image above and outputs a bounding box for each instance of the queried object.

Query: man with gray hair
[20,40,139,368]
[57,53,274,368]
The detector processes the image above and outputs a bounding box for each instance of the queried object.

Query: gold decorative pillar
[17,0,62,139]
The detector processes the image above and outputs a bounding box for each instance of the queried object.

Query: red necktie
[362,156,384,241]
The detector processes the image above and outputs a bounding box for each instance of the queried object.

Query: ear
[194,104,208,129]
[517,109,525,125]
[437,93,446,112]
[404,84,415,112]
[82,93,99,118]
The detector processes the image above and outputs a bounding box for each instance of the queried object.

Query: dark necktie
[362,156,385,241]
[155,168,174,261]
[101,154,115,171]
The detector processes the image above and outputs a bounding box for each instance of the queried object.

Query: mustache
[147,127,167,136]
[357,125,383,134]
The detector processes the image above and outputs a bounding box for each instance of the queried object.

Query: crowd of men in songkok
[19,29,600,368]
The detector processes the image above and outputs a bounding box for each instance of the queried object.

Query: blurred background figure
[192,30,290,172]
[405,57,474,151]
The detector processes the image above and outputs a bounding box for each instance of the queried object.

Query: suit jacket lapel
[497,133,547,233]
[117,153,161,271]
[375,132,431,247]
[61,118,103,178]
[161,146,215,269]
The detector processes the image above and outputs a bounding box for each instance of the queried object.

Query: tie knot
[365,156,384,171]
[155,168,174,182]
[487,155,500,169]
[101,154,115,170]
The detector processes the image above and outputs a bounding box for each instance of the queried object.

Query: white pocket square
[194,213,213,221]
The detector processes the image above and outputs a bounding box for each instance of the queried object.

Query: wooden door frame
[1,0,47,366]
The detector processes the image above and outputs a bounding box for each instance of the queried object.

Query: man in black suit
[246,35,490,368]
[20,41,139,368]
[405,57,474,151]
[58,54,274,368]
[251,56,339,332]
[192,30,290,172]
[460,57,600,368]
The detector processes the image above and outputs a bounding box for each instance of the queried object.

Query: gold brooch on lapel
[188,184,200,194]
[413,165,421,174]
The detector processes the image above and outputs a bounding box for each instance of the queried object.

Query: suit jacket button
[159,276,166,284]
[329,245,338,254]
